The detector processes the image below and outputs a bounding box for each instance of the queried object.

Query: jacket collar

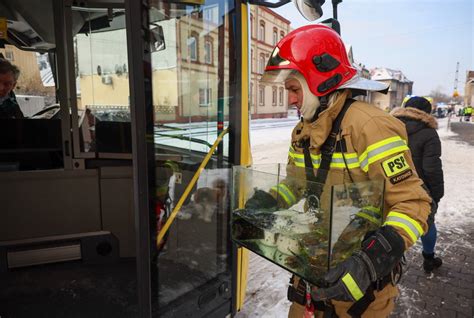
[0,91,17,106]
[306,89,350,150]
[391,107,438,129]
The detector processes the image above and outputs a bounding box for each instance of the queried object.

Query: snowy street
[236,116,474,318]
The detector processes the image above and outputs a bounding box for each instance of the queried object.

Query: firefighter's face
[0,72,16,98]
[285,78,303,109]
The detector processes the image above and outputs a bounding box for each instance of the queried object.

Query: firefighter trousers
[288,279,398,318]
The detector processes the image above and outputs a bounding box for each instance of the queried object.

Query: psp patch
[382,153,410,177]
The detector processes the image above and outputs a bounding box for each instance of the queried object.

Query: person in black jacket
[391,96,444,272]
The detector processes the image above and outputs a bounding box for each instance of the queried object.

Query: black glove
[245,189,278,211]
[311,225,405,302]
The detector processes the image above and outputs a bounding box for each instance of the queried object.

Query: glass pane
[149,0,235,315]
[330,179,384,267]
[73,8,130,154]
[231,165,330,286]
[157,166,232,310]
[150,4,230,156]
[3,47,57,117]
[231,165,385,286]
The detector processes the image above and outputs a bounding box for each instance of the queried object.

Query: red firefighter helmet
[263,24,386,97]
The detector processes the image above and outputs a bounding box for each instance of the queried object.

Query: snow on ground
[249,118,298,165]
[435,118,474,232]
[236,116,474,317]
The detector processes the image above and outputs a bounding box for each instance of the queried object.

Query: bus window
[0,47,61,171]
[72,7,130,157]
[151,8,230,156]
[0,46,57,117]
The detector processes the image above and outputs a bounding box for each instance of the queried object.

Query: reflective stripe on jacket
[270,90,430,249]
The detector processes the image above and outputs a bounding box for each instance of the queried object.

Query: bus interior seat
[95,121,132,154]
[0,118,63,170]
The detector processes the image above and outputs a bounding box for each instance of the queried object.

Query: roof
[370,67,412,83]
[262,7,291,25]
[345,45,371,78]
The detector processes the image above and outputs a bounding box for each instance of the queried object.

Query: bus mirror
[150,25,165,52]
[293,0,325,21]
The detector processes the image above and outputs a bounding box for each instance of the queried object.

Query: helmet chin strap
[311,95,329,122]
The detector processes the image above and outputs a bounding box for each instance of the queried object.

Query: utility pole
[453,61,460,100]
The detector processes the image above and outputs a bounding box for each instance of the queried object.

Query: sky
[272,0,473,96]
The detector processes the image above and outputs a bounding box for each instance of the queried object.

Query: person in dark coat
[391,96,444,272]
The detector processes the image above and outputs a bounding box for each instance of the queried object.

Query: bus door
[143,0,239,316]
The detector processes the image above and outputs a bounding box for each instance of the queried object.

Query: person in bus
[247,25,430,317]
[0,58,24,119]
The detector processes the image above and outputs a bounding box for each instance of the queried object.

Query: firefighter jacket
[270,90,431,250]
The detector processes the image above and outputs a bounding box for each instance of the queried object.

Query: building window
[279,87,284,105]
[199,88,212,106]
[203,7,215,22]
[273,28,278,45]
[204,40,213,64]
[251,49,254,72]
[272,86,277,106]
[259,85,265,106]
[187,35,198,61]
[5,51,14,61]
[259,54,265,74]
[250,14,254,38]
[259,21,265,42]
[250,82,253,106]
[280,31,285,40]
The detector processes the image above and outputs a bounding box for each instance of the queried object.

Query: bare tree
[429,87,454,105]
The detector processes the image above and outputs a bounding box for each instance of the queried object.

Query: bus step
[0,231,119,272]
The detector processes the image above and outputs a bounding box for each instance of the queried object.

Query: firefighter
[248,24,431,317]
[464,105,473,121]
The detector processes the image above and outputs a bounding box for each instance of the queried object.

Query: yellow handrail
[157,128,229,246]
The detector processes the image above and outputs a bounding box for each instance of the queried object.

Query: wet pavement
[391,119,474,318]
[449,120,474,146]
[392,227,474,318]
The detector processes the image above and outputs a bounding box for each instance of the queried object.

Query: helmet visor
[262,47,295,83]
[261,69,297,84]
[266,47,291,67]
